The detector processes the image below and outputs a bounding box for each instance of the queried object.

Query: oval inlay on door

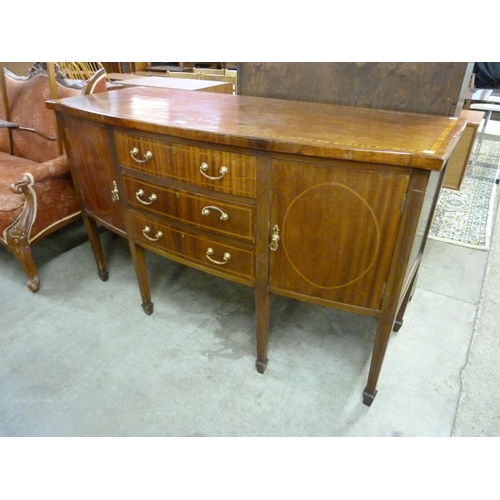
[282,182,380,289]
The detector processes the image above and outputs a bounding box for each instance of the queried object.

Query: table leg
[255,285,270,373]
[129,242,154,315]
[363,311,396,406]
[82,214,109,282]
[393,272,418,333]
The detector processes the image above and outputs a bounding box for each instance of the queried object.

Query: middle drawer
[123,176,256,243]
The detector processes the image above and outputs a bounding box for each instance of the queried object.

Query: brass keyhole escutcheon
[270,225,280,251]
[111,180,119,201]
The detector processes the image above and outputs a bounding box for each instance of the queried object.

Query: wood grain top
[47,87,466,170]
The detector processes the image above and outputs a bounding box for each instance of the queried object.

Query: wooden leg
[363,312,396,406]
[393,271,418,333]
[362,388,378,407]
[6,175,40,292]
[365,284,416,402]
[82,214,109,282]
[129,242,153,315]
[254,285,270,373]
[8,237,40,293]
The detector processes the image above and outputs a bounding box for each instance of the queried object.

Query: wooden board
[238,62,473,116]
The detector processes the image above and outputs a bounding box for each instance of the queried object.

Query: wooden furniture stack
[47,63,471,406]
[115,75,234,94]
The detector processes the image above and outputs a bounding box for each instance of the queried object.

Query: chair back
[0,64,106,163]
[54,62,105,81]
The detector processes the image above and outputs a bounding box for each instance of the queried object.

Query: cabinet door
[269,159,410,311]
[63,116,125,234]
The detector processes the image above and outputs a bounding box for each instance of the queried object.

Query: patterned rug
[429,138,500,250]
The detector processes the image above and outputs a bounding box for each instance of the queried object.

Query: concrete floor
[0,201,496,436]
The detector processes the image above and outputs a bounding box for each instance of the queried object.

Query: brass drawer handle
[206,247,231,265]
[136,189,157,205]
[200,162,228,180]
[130,147,153,163]
[142,226,163,242]
[201,205,229,221]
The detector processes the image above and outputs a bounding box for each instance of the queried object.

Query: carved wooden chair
[0,63,107,292]
[54,62,105,81]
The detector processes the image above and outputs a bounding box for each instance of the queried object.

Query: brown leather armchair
[0,63,107,292]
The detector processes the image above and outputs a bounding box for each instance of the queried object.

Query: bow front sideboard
[47,88,465,406]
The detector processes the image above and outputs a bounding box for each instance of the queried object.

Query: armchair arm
[23,154,71,184]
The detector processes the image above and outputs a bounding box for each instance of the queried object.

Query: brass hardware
[270,225,280,251]
[130,146,153,163]
[142,226,163,242]
[111,180,119,201]
[206,247,231,265]
[201,205,229,221]
[199,162,228,180]
[136,189,157,205]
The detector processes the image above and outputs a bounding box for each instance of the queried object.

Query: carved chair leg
[7,174,40,292]
[6,233,40,292]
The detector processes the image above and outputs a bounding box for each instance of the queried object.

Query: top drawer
[114,131,257,198]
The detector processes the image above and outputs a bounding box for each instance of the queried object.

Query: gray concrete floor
[0,204,495,436]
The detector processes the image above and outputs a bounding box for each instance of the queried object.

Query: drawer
[114,131,257,198]
[123,176,256,242]
[128,210,255,284]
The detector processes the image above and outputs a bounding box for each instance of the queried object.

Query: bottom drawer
[128,210,255,284]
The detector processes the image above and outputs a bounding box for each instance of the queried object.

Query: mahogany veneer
[48,87,465,406]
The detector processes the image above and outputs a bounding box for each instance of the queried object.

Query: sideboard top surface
[48,87,466,170]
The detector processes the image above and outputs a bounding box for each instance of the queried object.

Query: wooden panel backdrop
[237,62,473,116]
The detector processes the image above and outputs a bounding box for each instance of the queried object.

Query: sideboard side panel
[62,116,125,235]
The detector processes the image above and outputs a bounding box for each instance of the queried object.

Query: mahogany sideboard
[47,87,465,406]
